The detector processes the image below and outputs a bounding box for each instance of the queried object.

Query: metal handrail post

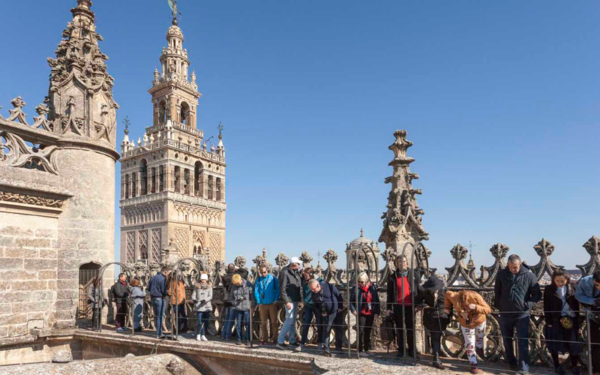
[587,310,593,375]
[354,249,360,359]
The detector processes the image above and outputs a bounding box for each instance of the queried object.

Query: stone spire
[379,130,429,265]
[46,0,118,155]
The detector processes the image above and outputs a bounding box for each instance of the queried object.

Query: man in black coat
[386,255,421,358]
[110,273,129,333]
[310,279,343,356]
[494,254,541,375]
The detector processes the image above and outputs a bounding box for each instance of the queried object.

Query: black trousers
[115,302,127,329]
[92,308,101,330]
[430,331,442,355]
[358,314,375,352]
[590,318,600,373]
[393,304,415,355]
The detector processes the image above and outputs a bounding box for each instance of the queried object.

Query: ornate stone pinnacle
[360,228,364,237]
[123,116,130,135]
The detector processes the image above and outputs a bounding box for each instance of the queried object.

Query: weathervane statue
[167,0,181,25]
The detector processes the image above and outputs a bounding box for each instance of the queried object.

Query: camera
[237,296,244,302]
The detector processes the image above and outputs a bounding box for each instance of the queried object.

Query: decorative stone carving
[445,244,479,288]
[234,256,246,269]
[0,190,64,208]
[379,130,429,269]
[33,104,53,131]
[479,243,509,287]
[0,130,59,174]
[7,97,28,124]
[300,251,313,269]
[577,236,600,276]
[527,238,564,281]
[275,253,289,269]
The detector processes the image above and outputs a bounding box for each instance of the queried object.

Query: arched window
[194,161,203,197]
[180,102,190,125]
[132,173,138,198]
[159,165,164,192]
[208,175,214,200]
[140,159,148,196]
[124,174,130,199]
[184,169,190,195]
[151,167,156,194]
[174,166,181,193]
[216,178,222,201]
[159,101,167,124]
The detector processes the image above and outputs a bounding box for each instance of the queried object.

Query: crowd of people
[85,254,600,375]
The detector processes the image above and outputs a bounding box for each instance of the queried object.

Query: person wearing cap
[277,256,302,350]
[193,273,213,342]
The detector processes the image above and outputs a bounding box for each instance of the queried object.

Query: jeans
[301,305,322,345]
[196,311,210,336]
[278,302,299,344]
[152,298,166,337]
[500,314,530,372]
[133,303,143,329]
[320,311,338,349]
[223,307,237,339]
[234,310,250,341]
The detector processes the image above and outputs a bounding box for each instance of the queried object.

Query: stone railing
[104,235,599,368]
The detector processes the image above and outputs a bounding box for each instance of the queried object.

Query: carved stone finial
[533,238,555,257]
[450,244,469,261]
[300,251,313,268]
[275,253,289,269]
[11,97,26,109]
[583,236,600,256]
[234,256,246,268]
[490,243,510,261]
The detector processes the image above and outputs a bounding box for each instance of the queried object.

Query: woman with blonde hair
[193,273,213,341]
[444,290,491,374]
[350,272,380,356]
[228,273,254,345]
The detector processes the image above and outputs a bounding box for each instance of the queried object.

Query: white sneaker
[196,334,201,341]
[201,335,208,341]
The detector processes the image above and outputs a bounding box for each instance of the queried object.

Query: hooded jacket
[415,274,447,329]
[494,263,542,315]
[193,282,213,312]
[254,273,280,305]
[230,279,254,311]
[445,290,491,329]
[278,266,302,303]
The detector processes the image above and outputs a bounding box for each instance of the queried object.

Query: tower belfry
[119,11,227,267]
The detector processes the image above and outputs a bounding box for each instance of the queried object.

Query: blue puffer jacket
[254,273,280,305]
[575,275,600,309]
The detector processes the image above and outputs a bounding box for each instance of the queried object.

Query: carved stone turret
[379,130,429,268]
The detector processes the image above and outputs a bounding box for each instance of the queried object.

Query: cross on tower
[123,116,130,135]
[218,122,224,137]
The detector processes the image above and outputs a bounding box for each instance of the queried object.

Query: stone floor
[89,325,561,375]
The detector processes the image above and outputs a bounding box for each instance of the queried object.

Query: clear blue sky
[1,1,599,273]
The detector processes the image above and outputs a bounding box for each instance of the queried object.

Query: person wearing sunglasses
[254,265,280,345]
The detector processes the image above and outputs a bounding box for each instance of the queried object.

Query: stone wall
[0,212,59,338]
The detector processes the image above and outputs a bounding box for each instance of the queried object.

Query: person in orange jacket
[444,290,492,374]
[168,274,188,332]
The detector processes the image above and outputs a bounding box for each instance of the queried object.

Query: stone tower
[0,0,118,334]
[379,130,428,267]
[119,16,227,267]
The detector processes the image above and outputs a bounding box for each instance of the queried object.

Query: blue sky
[1,1,599,273]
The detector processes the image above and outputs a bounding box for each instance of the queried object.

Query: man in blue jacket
[310,279,344,356]
[148,266,171,338]
[494,254,541,375]
[254,265,280,345]
[575,271,600,374]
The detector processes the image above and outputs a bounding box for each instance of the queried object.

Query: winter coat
[193,283,213,312]
[130,286,146,319]
[415,274,448,331]
[167,279,186,305]
[312,281,342,316]
[148,273,168,299]
[494,263,542,315]
[303,277,323,305]
[222,270,235,307]
[87,283,103,309]
[386,269,421,309]
[230,280,254,311]
[254,274,280,305]
[349,282,381,316]
[445,290,491,329]
[278,266,302,303]
[545,281,580,326]
[110,281,129,304]
[575,275,600,309]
